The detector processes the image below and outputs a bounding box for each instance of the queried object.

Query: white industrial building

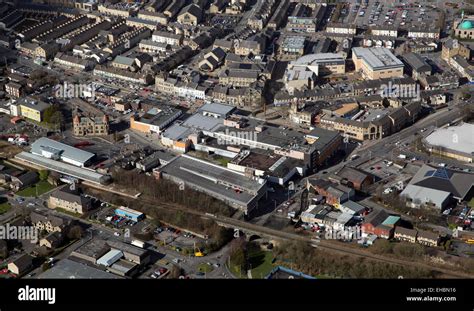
[30,137,95,167]
[97,249,123,267]
[424,123,474,163]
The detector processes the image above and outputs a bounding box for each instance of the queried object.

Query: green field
[0,202,11,215]
[16,180,55,197]
[469,198,474,208]
[216,157,230,167]
[197,263,214,273]
[228,261,245,278]
[228,246,275,279]
[248,250,275,279]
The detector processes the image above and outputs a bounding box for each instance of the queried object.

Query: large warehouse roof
[159,155,266,208]
[198,103,235,118]
[353,47,404,70]
[38,259,121,279]
[405,164,474,201]
[425,123,474,156]
[30,137,95,165]
[401,184,451,207]
[15,152,108,184]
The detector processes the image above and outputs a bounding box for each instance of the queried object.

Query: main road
[308,96,473,182]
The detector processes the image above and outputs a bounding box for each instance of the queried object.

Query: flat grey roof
[401,184,451,206]
[15,152,107,184]
[30,137,95,165]
[159,155,265,207]
[71,238,110,260]
[402,52,431,72]
[182,113,223,132]
[306,127,341,151]
[109,259,137,274]
[353,47,404,71]
[162,123,193,141]
[425,123,474,156]
[211,119,339,154]
[198,103,235,117]
[18,97,50,112]
[107,240,148,257]
[38,258,121,279]
[113,55,135,66]
[135,106,182,128]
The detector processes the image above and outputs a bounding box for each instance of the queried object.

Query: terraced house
[30,211,71,234]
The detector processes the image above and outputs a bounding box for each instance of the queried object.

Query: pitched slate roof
[394,226,417,237]
[408,164,474,200]
[364,209,389,227]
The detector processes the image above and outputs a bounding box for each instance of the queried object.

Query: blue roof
[432,168,452,180]
[265,266,316,279]
[382,215,400,226]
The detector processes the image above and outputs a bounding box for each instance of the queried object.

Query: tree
[67,225,83,240]
[38,170,49,181]
[50,111,63,125]
[230,247,246,273]
[209,228,233,252]
[461,92,472,100]
[42,105,56,124]
[370,239,394,255]
[228,237,247,274]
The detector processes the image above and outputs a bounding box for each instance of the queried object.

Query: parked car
[159,268,167,274]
